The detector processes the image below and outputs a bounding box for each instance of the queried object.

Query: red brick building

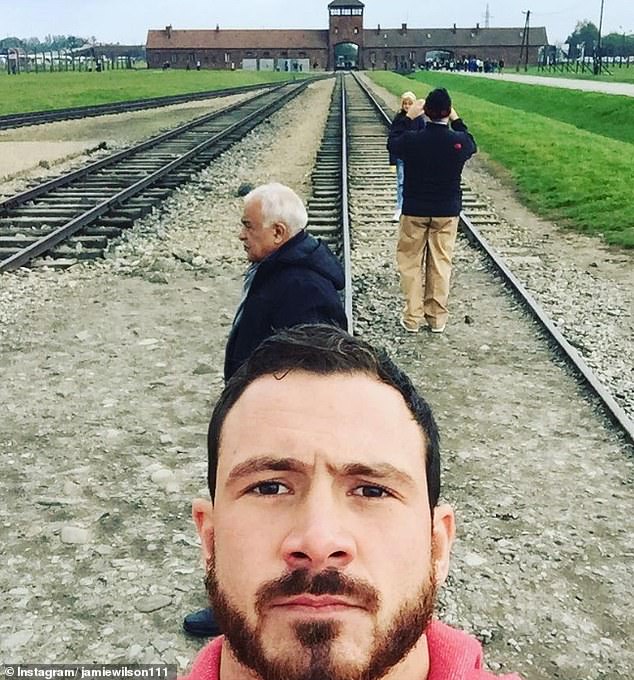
[146,0,548,71]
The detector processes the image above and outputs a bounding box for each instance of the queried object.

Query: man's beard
[204,550,438,680]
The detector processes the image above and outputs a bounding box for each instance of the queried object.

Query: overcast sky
[3,0,634,45]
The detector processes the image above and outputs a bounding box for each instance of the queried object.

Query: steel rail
[0,77,322,130]
[339,79,354,334]
[0,82,308,272]
[0,86,284,214]
[459,214,634,443]
[350,71,633,444]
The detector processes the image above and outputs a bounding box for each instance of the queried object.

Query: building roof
[328,0,365,8]
[146,29,329,51]
[146,25,549,52]
[364,26,548,48]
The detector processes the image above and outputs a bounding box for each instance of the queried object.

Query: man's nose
[280,494,356,572]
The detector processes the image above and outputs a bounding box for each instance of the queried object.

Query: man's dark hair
[207,324,441,514]
[424,88,452,120]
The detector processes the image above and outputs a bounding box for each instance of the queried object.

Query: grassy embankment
[368,71,634,247]
[0,69,311,116]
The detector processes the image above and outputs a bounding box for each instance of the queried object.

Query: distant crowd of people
[422,56,505,73]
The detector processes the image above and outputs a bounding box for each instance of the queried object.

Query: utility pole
[516,10,530,72]
[595,0,605,74]
[525,10,530,71]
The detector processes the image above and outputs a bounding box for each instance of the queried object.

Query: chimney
[376,23,381,35]
[476,22,480,32]
[401,23,407,34]
[165,25,172,39]
[215,24,220,32]
[452,23,457,34]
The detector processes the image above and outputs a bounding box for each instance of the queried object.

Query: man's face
[195,372,454,680]
[239,198,281,263]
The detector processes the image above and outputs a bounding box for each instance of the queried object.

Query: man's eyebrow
[335,462,416,488]
[225,457,416,488]
[227,456,306,484]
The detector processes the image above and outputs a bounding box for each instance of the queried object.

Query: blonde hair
[400,91,416,108]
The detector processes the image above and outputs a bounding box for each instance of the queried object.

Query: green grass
[0,69,311,116]
[367,71,634,247]
[404,70,634,146]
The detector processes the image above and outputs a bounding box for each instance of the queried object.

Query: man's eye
[250,481,290,496]
[351,485,392,498]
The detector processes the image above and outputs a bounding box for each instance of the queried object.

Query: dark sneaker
[183,607,221,637]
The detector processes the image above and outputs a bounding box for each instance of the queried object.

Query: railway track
[0,79,312,130]
[3,68,630,443]
[0,81,310,272]
[308,71,632,444]
[1,74,632,679]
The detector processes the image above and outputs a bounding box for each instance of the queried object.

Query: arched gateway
[334,42,360,69]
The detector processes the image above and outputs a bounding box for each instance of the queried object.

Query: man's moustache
[255,567,380,615]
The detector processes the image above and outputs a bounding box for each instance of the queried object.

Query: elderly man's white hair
[244,183,308,236]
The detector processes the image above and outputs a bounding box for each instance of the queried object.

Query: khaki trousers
[396,215,459,329]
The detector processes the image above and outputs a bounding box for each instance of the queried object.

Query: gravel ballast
[1,76,632,680]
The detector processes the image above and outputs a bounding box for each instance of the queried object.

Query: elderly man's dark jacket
[224,230,347,380]
[388,119,477,216]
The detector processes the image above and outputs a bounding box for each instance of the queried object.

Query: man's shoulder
[427,621,521,680]
[180,636,223,680]
[262,236,343,292]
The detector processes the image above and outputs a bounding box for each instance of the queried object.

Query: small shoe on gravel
[183,607,221,637]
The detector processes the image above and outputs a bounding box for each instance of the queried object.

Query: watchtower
[328,0,364,69]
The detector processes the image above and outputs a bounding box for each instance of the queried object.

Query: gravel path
[441,70,634,97]
[0,79,334,669]
[1,76,632,680]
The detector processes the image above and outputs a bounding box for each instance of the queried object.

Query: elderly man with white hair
[223,182,348,381]
[183,183,347,637]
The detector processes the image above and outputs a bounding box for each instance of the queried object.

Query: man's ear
[192,498,214,562]
[272,221,289,243]
[431,503,456,585]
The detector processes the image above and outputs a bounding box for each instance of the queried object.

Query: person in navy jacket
[223,182,348,381]
[388,88,476,334]
[184,183,348,637]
